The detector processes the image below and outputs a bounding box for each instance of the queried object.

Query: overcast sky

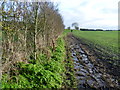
[56,0,119,30]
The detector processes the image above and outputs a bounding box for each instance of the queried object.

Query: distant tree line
[80,28,103,31]
[80,28,118,31]
[1,1,64,74]
[67,22,119,31]
[67,27,118,31]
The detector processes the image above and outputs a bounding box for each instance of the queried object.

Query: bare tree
[72,22,79,30]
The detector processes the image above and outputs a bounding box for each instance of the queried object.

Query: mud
[66,34,120,89]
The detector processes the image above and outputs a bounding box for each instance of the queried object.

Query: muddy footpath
[65,34,120,89]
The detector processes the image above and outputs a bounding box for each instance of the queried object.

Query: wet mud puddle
[68,35,119,89]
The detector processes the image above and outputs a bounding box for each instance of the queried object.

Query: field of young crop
[65,30,119,67]
[73,30,118,53]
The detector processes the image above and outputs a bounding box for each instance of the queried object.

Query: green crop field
[73,30,118,53]
[65,29,119,66]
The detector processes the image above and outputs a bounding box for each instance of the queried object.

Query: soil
[65,34,120,89]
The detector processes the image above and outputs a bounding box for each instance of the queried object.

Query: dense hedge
[0,1,65,88]
[1,1,64,74]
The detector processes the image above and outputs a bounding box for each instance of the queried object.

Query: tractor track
[65,34,119,89]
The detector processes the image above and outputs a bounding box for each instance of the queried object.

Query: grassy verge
[63,36,77,88]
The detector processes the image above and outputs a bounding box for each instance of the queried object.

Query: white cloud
[57,0,119,30]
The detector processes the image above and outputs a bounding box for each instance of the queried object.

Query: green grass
[72,30,119,53]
